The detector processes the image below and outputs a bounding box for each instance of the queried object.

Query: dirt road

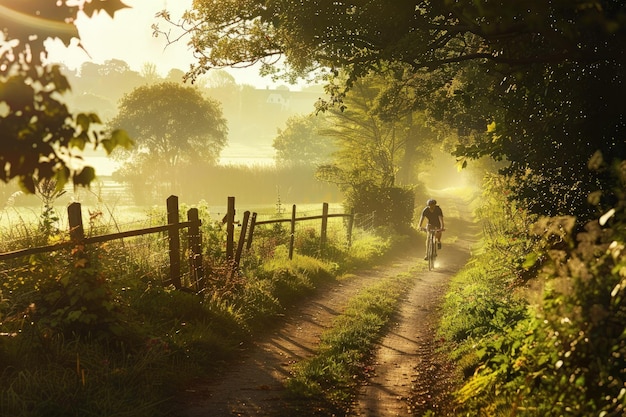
[174,192,477,417]
[354,194,477,416]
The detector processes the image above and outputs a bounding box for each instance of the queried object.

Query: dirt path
[354,194,477,417]
[173,192,477,417]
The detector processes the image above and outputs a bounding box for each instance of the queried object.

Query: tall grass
[0,197,399,417]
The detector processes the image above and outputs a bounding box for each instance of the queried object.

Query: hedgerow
[442,164,626,416]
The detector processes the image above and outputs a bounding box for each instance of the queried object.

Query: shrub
[345,184,415,232]
[445,166,626,416]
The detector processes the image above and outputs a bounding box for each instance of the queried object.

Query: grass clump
[286,271,414,411]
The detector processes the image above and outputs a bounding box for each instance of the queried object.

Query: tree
[140,63,161,84]
[0,1,133,192]
[109,82,228,200]
[205,69,237,89]
[166,69,187,84]
[74,60,145,103]
[318,71,436,188]
[162,1,625,87]
[273,114,335,167]
[161,0,626,221]
[314,71,437,230]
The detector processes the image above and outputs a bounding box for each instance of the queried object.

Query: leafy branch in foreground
[1,1,133,192]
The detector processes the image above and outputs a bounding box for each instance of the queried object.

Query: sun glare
[0,5,77,36]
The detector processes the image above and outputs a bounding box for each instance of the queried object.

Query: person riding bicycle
[418,199,445,260]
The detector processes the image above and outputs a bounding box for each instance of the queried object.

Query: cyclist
[418,199,445,260]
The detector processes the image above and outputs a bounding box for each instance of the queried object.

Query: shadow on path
[172,190,479,417]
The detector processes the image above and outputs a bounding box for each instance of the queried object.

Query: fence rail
[0,195,203,292]
[0,196,355,292]
[247,202,354,260]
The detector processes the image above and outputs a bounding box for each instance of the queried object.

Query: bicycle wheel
[427,233,434,270]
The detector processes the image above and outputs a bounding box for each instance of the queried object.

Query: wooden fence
[221,197,354,262]
[0,195,203,292]
[0,195,354,292]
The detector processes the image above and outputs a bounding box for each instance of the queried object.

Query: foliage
[34,178,67,238]
[110,82,228,166]
[156,0,468,82]
[355,185,415,233]
[439,175,534,378]
[109,82,228,200]
[273,113,336,168]
[165,0,626,223]
[0,1,133,192]
[7,244,126,341]
[441,162,626,416]
[476,174,542,285]
[311,71,434,232]
[316,71,436,190]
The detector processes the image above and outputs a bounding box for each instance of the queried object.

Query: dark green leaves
[1,1,132,192]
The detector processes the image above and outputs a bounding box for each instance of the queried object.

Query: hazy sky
[45,0,281,89]
[43,0,300,170]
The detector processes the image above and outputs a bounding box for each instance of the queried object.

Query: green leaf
[82,0,130,19]
[101,129,134,154]
[67,310,82,322]
[76,113,91,131]
[55,167,70,189]
[522,252,538,269]
[19,175,36,194]
[73,166,96,186]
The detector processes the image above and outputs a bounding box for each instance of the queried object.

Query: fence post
[187,208,204,292]
[234,211,250,270]
[67,202,84,242]
[289,204,296,260]
[347,210,354,248]
[246,212,257,250]
[167,195,182,289]
[320,202,329,256]
[226,196,235,261]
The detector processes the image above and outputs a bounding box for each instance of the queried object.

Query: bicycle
[422,226,441,271]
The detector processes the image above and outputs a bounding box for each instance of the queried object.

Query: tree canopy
[163,0,626,221]
[273,114,335,168]
[317,73,433,189]
[159,1,625,83]
[0,0,133,192]
[109,82,227,200]
[110,82,228,167]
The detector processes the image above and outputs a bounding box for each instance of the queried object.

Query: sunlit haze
[45,0,284,89]
[44,0,305,171]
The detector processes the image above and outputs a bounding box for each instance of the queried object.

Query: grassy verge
[437,174,626,416]
[0,203,409,417]
[285,268,418,413]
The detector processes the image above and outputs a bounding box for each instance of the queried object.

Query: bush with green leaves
[1,244,126,341]
[444,165,626,416]
[344,184,415,232]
